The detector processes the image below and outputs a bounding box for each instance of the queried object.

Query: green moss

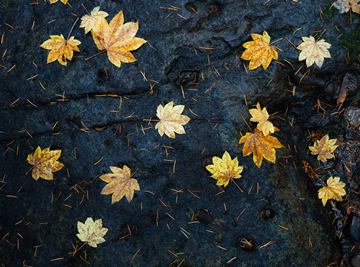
[341,27,360,61]
[322,4,337,22]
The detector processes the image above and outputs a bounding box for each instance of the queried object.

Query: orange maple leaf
[239,129,283,168]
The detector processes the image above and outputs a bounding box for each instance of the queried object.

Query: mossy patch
[341,27,360,61]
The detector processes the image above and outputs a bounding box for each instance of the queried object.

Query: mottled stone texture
[0,0,359,266]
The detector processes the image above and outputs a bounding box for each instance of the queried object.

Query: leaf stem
[67,17,79,39]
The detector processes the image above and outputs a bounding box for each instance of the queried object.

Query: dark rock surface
[0,0,359,266]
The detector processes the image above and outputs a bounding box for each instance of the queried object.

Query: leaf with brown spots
[99,165,140,203]
[239,129,283,168]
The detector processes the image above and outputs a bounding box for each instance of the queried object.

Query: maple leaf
[241,31,278,70]
[334,0,360,14]
[318,176,346,206]
[155,101,190,139]
[206,151,243,187]
[80,7,109,34]
[26,146,64,181]
[91,11,147,67]
[308,134,338,162]
[297,36,331,68]
[49,0,68,4]
[239,129,283,168]
[77,217,108,248]
[249,102,275,136]
[40,35,81,66]
[99,166,140,203]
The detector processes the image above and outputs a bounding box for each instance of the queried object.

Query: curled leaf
[40,34,81,66]
[334,0,360,14]
[318,176,346,206]
[308,134,338,162]
[77,217,108,248]
[26,146,64,181]
[241,31,278,70]
[249,103,275,136]
[80,6,109,34]
[206,151,243,187]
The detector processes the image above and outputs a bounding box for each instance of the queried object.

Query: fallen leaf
[26,146,64,180]
[80,6,109,34]
[206,151,243,187]
[77,217,108,248]
[155,101,190,139]
[92,11,147,67]
[334,0,360,14]
[99,165,140,203]
[239,129,283,168]
[318,176,346,206]
[308,134,338,162]
[297,36,331,68]
[249,103,275,136]
[241,31,278,70]
[49,0,68,4]
[40,35,81,66]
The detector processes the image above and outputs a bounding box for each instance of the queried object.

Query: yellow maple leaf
[77,217,108,248]
[297,36,331,68]
[239,129,283,168]
[206,151,243,187]
[99,165,140,203]
[26,146,64,181]
[155,101,190,139]
[308,134,338,162]
[241,31,278,70]
[80,6,109,34]
[91,11,147,67]
[249,102,275,136]
[40,34,81,66]
[318,176,346,206]
[49,0,68,5]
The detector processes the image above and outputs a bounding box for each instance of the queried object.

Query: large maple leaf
[92,11,147,67]
[77,217,108,248]
[99,166,140,203]
[308,134,338,162]
[318,176,346,206]
[241,31,278,70]
[297,36,331,68]
[239,129,283,168]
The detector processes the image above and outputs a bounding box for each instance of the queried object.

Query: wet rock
[352,255,360,267]
[236,236,255,252]
[350,216,360,242]
[195,209,215,224]
[345,107,360,128]
[259,208,275,220]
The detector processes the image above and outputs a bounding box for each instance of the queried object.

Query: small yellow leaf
[99,165,140,203]
[249,103,275,136]
[76,217,108,248]
[155,101,190,139]
[239,129,283,168]
[26,146,64,181]
[80,6,109,34]
[49,0,68,5]
[241,31,278,70]
[40,34,81,66]
[297,36,331,68]
[318,176,346,206]
[206,151,243,187]
[91,11,147,67]
[308,134,338,162]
